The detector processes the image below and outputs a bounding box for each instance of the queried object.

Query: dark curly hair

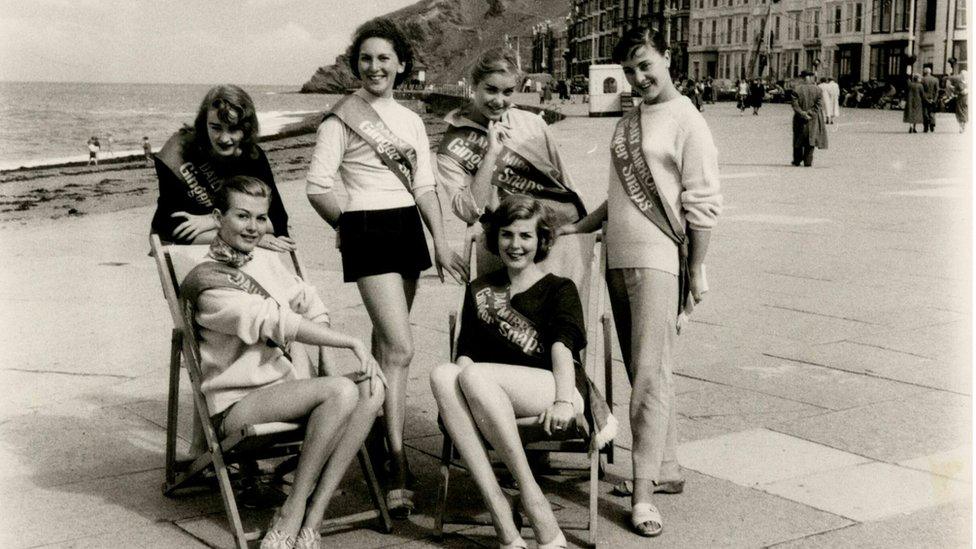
[186,85,260,161]
[348,18,414,88]
[481,194,556,263]
[611,26,669,64]
[213,175,271,214]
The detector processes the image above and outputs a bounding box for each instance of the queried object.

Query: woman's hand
[352,342,387,396]
[257,234,297,252]
[170,211,216,241]
[486,120,509,157]
[688,264,709,304]
[538,400,575,436]
[555,223,578,237]
[434,242,467,284]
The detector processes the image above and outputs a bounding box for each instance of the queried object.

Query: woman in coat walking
[904,74,925,133]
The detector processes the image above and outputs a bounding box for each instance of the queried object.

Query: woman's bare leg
[357,273,417,489]
[458,363,571,545]
[302,379,385,528]
[430,362,521,543]
[221,376,360,538]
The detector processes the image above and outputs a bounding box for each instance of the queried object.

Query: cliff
[301,0,570,93]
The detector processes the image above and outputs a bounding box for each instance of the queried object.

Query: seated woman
[429,194,613,549]
[181,175,385,549]
[435,48,586,230]
[151,84,295,252]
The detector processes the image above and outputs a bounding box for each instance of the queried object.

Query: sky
[0,0,417,86]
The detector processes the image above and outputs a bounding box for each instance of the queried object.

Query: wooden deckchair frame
[151,234,392,549]
[433,230,614,548]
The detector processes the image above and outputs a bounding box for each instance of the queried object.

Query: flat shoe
[293,526,321,549]
[631,502,663,537]
[386,488,415,519]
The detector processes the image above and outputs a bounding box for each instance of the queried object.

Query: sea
[0,81,340,171]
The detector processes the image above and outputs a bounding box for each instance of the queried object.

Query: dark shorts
[338,206,432,283]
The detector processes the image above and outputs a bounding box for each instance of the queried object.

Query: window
[603,77,617,93]
[793,12,801,40]
[774,15,781,43]
[697,20,703,45]
[956,0,967,28]
[924,0,937,29]
[872,0,891,32]
[855,2,863,31]
[894,0,909,31]
[743,16,749,43]
[812,8,821,38]
[834,6,843,33]
[727,18,732,44]
[952,40,968,69]
[711,19,717,44]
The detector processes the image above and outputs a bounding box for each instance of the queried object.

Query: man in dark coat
[749,79,766,115]
[791,71,828,167]
[921,66,941,132]
[904,74,925,133]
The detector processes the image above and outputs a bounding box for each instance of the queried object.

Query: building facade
[567,0,692,79]
[531,20,572,81]
[686,0,967,87]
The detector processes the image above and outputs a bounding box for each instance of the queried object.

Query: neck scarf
[207,235,253,268]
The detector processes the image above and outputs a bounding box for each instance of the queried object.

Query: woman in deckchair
[430,194,614,549]
[181,176,386,549]
[150,85,295,252]
[435,48,587,230]
[561,27,722,538]
[304,18,463,517]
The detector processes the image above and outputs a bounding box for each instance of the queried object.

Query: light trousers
[607,267,679,481]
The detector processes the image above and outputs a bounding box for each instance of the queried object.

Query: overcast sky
[0,0,416,86]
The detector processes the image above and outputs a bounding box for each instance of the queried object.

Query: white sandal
[537,530,567,549]
[499,535,528,549]
[631,502,663,537]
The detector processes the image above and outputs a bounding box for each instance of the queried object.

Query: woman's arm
[558,201,607,235]
[306,118,346,229]
[416,190,466,283]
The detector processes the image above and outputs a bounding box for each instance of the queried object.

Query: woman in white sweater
[561,27,722,538]
[305,18,463,518]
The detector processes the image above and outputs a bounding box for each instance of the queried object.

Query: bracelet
[553,399,573,407]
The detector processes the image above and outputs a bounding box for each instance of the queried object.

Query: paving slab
[30,521,208,549]
[898,446,972,483]
[763,461,970,522]
[775,390,971,463]
[773,500,972,549]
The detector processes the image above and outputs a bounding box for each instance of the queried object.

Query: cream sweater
[305,89,436,212]
[606,96,722,274]
[194,249,330,415]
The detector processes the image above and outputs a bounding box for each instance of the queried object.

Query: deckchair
[151,234,392,549]
[434,230,615,548]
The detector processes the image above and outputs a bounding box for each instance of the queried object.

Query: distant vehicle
[569,75,588,95]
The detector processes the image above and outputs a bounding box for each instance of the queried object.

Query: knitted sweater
[606,95,722,274]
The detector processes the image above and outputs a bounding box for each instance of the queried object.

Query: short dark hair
[470,47,522,86]
[348,18,414,88]
[188,85,260,160]
[481,194,556,263]
[612,26,669,64]
[213,175,271,213]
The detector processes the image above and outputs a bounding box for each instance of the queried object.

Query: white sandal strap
[631,502,663,528]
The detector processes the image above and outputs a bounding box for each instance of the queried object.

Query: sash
[156,133,220,209]
[610,108,691,316]
[470,277,616,449]
[438,122,586,218]
[327,93,417,192]
[181,261,292,361]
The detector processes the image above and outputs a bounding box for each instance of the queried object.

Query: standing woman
[435,47,586,231]
[561,27,722,538]
[150,84,295,251]
[305,17,462,517]
[905,74,925,133]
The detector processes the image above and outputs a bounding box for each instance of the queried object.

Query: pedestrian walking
[904,74,925,133]
[703,77,714,104]
[86,136,100,166]
[947,69,968,133]
[921,66,941,132]
[749,79,765,115]
[791,70,828,167]
[562,26,722,539]
[736,79,748,113]
[825,77,841,123]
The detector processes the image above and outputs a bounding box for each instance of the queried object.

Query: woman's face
[472,71,519,122]
[498,216,540,270]
[214,191,270,252]
[358,37,405,97]
[621,44,673,104]
[206,108,244,159]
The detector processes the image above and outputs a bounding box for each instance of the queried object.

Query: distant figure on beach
[304,17,463,520]
[791,70,828,167]
[149,84,294,250]
[904,74,925,133]
[142,136,152,166]
[435,47,586,238]
[86,136,99,166]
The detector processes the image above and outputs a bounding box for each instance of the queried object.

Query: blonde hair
[469,47,522,86]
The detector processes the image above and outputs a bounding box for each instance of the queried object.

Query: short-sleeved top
[456,270,586,370]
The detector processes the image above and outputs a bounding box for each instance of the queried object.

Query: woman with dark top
[430,195,589,549]
[150,84,295,252]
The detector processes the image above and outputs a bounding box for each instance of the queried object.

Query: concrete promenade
[0,100,971,548]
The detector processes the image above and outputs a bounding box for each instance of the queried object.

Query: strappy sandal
[631,502,663,537]
[260,510,296,549]
[611,478,685,496]
[386,488,415,519]
[293,527,321,549]
[537,529,567,549]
